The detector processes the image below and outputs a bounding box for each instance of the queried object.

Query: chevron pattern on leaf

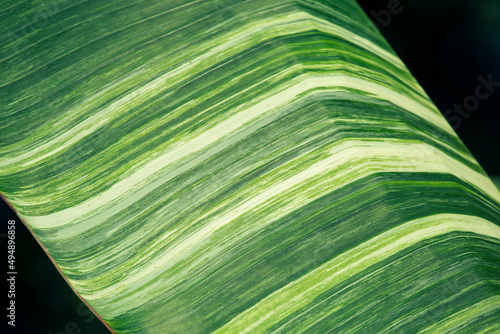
[1,0,499,333]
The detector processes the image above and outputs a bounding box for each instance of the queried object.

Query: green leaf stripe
[1,0,499,333]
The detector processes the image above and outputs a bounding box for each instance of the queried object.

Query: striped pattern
[1,1,500,333]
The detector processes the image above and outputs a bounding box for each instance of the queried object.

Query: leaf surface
[1,0,500,333]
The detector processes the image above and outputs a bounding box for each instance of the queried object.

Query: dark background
[358,0,500,177]
[2,1,499,333]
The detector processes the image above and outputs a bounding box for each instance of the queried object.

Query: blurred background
[1,0,499,333]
